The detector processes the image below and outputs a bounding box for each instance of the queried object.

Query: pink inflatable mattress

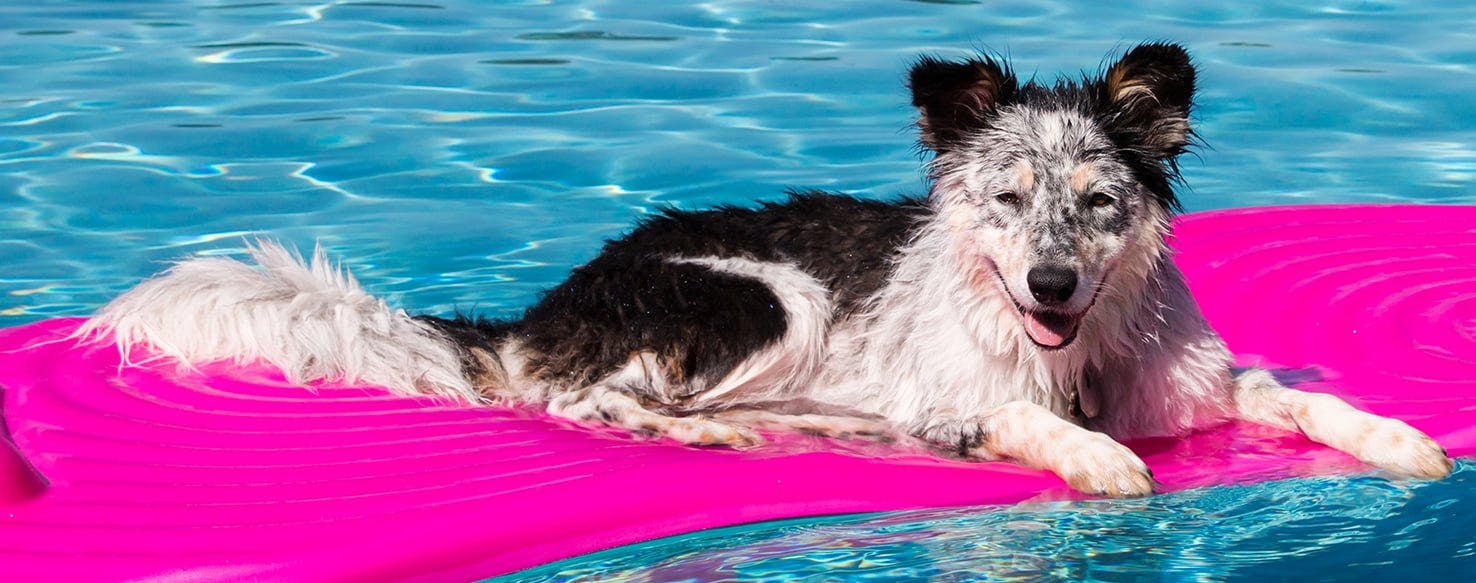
[2,204,1474,580]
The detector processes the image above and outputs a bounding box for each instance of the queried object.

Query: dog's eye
[994,192,1020,206]
[1089,193,1115,208]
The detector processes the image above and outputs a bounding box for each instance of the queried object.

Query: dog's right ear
[909,55,1017,153]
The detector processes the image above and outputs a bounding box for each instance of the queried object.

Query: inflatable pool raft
[2,204,1473,580]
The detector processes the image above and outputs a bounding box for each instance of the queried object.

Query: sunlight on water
[504,462,1476,582]
[1,1,1474,580]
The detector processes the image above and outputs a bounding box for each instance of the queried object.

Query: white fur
[815,219,1080,429]
[814,106,1237,444]
[672,256,833,407]
[546,353,762,447]
[1234,369,1450,478]
[76,240,477,402]
[974,401,1155,497]
[809,206,1230,441]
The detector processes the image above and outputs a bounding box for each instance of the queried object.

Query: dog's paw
[1053,431,1156,498]
[1350,418,1452,479]
[661,417,764,449]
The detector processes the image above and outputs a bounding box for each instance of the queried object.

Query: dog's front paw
[1351,418,1452,479]
[1054,431,1156,498]
[964,402,1156,498]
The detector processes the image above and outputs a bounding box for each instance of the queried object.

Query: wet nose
[1026,265,1078,307]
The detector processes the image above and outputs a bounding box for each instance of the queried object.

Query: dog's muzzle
[1019,265,1083,348]
[1026,265,1078,306]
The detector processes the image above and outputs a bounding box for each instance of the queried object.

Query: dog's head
[910,43,1196,350]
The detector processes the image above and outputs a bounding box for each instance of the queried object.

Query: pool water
[2,0,1473,580]
[506,462,1476,582]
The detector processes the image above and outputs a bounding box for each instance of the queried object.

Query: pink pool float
[1,204,1473,580]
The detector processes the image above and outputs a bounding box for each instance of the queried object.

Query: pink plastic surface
[2,204,1474,581]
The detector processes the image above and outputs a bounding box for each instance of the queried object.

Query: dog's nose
[1026,266,1078,306]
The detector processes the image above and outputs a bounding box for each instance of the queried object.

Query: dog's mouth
[1020,308,1081,349]
[990,268,1102,350]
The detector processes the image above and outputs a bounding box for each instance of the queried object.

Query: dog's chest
[813,311,1084,424]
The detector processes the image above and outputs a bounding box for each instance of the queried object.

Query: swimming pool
[3,0,1473,579]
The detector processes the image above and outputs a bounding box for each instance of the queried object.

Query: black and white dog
[84,43,1451,497]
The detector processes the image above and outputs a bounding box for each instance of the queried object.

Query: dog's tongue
[1023,311,1079,348]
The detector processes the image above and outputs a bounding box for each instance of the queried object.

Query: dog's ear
[1101,42,1196,160]
[909,55,1017,153]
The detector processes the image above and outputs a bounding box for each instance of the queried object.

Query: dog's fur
[80,43,1452,496]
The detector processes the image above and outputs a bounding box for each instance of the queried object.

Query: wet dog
[83,43,1452,496]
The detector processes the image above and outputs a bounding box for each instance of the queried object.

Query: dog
[81,42,1452,497]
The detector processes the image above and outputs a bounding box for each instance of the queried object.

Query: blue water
[2,0,1473,579]
[507,462,1476,582]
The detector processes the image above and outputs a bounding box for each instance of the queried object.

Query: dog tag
[1078,380,1100,419]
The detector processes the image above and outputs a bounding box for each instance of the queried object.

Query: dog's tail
[74,240,480,402]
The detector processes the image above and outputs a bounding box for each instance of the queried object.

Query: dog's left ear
[909,55,1018,154]
[1101,42,1196,160]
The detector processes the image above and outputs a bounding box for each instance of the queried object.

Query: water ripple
[1,5,1475,575]
[505,462,1476,582]
[516,31,682,42]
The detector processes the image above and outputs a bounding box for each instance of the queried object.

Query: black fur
[520,258,788,391]
[430,191,928,391]
[430,43,1195,395]
[909,42,1196,212]
[909,54,1018,152]
[1096,42,1196,212]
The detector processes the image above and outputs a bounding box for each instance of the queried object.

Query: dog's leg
[711,409,901,442]
[923,401,1155,497]
[548,386,760,447]
[546,351,760,448]
[1233,368,1452,478]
